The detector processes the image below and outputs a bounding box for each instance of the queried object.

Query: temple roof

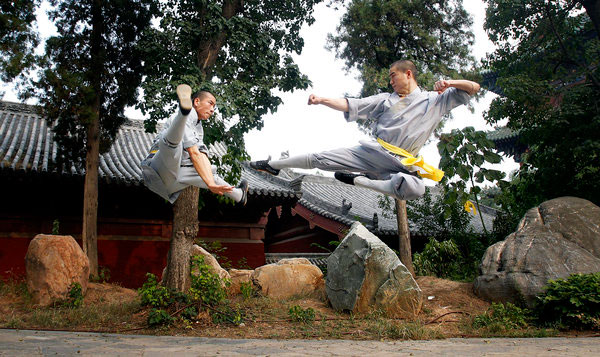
[0,100,496,235]
[0,101,299,200]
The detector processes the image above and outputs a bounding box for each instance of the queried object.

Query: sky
[1,0,519,181]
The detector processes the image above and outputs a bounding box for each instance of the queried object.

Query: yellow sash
[376,138,445,182]
[464,200,477,215]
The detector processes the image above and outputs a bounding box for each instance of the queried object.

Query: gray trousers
[142,111,242,203]
[270,142,425,200]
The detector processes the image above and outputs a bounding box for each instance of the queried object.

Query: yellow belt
[377,138,444,182]
[464,201,477,215]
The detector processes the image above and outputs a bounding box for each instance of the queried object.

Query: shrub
[148,308,174,327]
[535,273,600,330]
[63,282,84,308]
[473,302,531,331]
[189,256,228,306]
[138,273,171,308]
[413,238,460,278]
[288,305,315,323]
[240,281,254,300]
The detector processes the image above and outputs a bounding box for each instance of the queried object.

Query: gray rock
[326,222,422,317]
[474,197,600,306]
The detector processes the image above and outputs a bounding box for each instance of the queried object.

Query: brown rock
[252,258,324,299]
[228,269,254,294]
[25,234,90,306]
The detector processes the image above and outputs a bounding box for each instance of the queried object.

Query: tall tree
[327,0,475,274]
[139,0,320,291]
[27,0,155,277]
[484,0,600,219]
[0,0,39,85]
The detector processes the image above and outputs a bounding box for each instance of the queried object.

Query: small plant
[211,305,244,325]
[63,282,84,308]
[138,273,171,308]
[240,281,254,300]
[309,240,340,253]
[189,256,228,306]
[148,308,174,327]
[473,302,531,331]
[535,272,600,330]
[52,219,60,235]
[90,266,111,283]
[288,305,315,323]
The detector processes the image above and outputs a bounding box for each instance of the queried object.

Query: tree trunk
[163,186,200,292]
[395,199,415,277]
[82,0,104,278]
[82,114,100,278]
[581,0,600,40]
[162,1,244,292]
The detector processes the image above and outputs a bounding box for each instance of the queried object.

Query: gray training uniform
[140,109,242,204]
[272,87,470,200]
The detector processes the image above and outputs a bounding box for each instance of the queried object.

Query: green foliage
[211,305,244,325]
[24,0,156,170]
[52,219,60,235]
[535,273,600,330]
[62,282,84,309]
[139,0,319,184]
[413,238,460,278]
[138,273,171,308]
[148,308,174,327]
[288,305,315,323]
[473,302,531,331]
[309,240,340,253]
[90,266,111,283]
[407,188,485,281]
[0,0,39,83]
[189,256,228,306]
[327,0,475,97]
[240,282,255,300]
[437,126,506,234]
[483,0,600,206]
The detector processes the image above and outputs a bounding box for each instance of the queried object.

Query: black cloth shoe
[249,160,280,176]
[176,84,192,115]
[334,171,364,185]
[237,179,249,206]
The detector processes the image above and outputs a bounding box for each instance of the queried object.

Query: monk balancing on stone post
[250,60,480,201]
[141,84,249,205]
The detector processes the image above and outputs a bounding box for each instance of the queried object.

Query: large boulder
[474,197,600,306]
[228,269,253,295]
[326,222,422,318]
[25,234,90,306]
[252,258,324,299]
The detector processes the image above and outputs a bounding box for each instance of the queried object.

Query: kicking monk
[141,84,248,204]
[250,60,480,201]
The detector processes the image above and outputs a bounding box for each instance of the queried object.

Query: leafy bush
[189,256,228,306]
[535,273,600,330]
[62,282,84,308]
[408,188,486,281]
[413,238,460,278]
[473,302,531,331]
[148,308,174,327]
[288,305,315,323]
[240,281,254,300]
[138,273,171,308]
